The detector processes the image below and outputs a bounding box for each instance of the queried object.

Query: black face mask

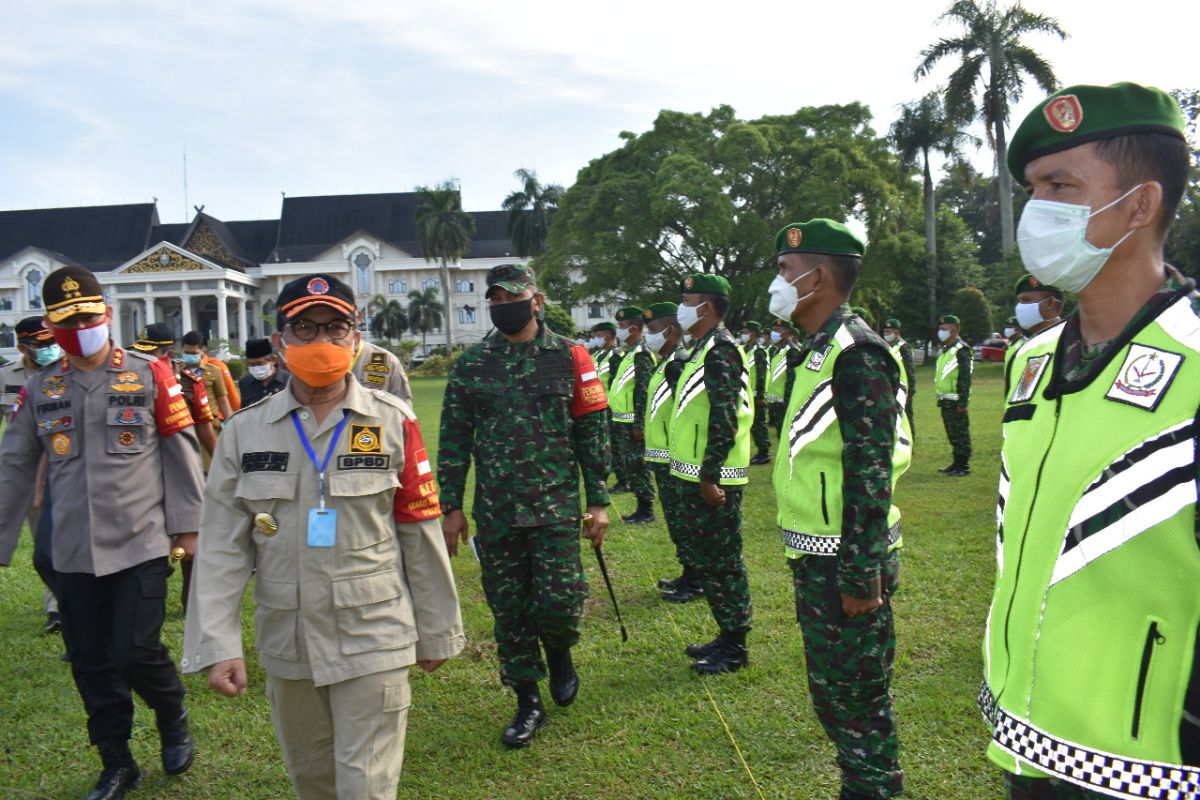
[490,298,535,335]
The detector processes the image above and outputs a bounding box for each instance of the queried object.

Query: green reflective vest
[609,342,655,423]
[668,330,752,484]
[935,340,971,399]
[773,320,912,559]
[766,346,790,403]
[594,347,619,390]
[644,347,684,464]
[982,293,1200,793]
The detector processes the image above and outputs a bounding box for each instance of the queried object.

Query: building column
[143,296,156,325]
[181,296,193,333]
[216,291,229,351]
[236,297,248,348]
[110,298,123,346]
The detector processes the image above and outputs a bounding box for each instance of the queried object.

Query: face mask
[937,329,951,343]
[619,326,637,345]
[769,330,782,344]
[181,352,203,366]
[738,332,751,344]
[1014,301,1047,330]
[490,298,535,335]
[1003,327,1016,338]
[249,363,274,380]
[682,333,694,346]
[52,319,109,358]
[768,270,815,321]
[883,332,897,344]
[643,329,667,352]
[1016,184,1142,294]
[31,344,64,366]
[675,302,706,333]
[283,341,353,387]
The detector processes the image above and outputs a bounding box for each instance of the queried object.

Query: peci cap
[245,338,274,359]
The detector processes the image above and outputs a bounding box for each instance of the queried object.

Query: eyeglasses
[286,319,354,342]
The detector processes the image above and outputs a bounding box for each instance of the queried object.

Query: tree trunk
[995,117,1015,254]
[923,151,938,357]
[439,253,455,354]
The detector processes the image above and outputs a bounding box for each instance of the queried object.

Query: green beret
[591,322,616,333]
[938,314,960,326]
[775,219,866,258]
[1008,82,1186,183]
[486,263,536,297]
[742,321,761,332]
[643,302,678,321]
[1014,274,1063,298]
[1006,316,1019,326]
[616,306,644,323]
[849,306,871,323]
[680,273,730,296]
[883,318,901,330]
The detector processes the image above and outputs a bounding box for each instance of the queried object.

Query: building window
[0,295,12,310]
[354,253,372,294]
[388,279,407,294]
[458,305,476,324]
[455,279,474,293]
[421,278,439,292]
[0,323,12,348]
[26,269,42,309]
[587,302,604,319]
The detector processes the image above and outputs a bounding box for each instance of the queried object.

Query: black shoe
[500,683,547,749]
[44,612,61,634]
[545,649,579,707]
[661,574,704,604]
[949,465,971,477]
[656,574,683,590]
[608,482,630,494]
[622,500,655,525]
[691,629,749,675]
[749,453,771,465]
[157,709,195,776]
[684,636,722,659]
[937,462,958,474]
[84,765,142,800]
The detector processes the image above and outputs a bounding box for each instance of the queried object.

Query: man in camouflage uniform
[881,319,916,435]
[670,273,754,674]
[740,321,772,465]
[590,321,627,492]
[934,314,972,476]
[439,264,611,748]
[1004,274,1065,393]
[611,306,657,524]
[769,220,911,800]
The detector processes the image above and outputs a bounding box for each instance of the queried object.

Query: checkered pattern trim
[669,460,748,481]
[992,706,1199,799]
[977,678,998,726]
[612,411,637,422]
[782,523,901,557]
[765,393,783,403]
[644,448,669,461]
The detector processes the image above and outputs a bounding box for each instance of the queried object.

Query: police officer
[670,273,754,674]
[438,263,611,748]
[590,321,627,492]
[0,266,203,799]
[933,314,972,476]
[641,302,703,603]
[352,338,412,403]
[881,318,916,435]
[238,337,289,407]
[183,273,464,799]
[740,321,772,465]
[982,82,1200,800]
[769,220,911,800]
[611,306,657,524]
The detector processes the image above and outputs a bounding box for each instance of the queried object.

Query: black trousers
[57,557,186,744]
[33,475,57,604]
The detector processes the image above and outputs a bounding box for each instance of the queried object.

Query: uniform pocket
[329,472,400,551]
[132,567,169,649]
[536,378,573,436]
[332,570,414,655]
[106,423,149,455]
[383,681,412,713]
[253,576,299,660]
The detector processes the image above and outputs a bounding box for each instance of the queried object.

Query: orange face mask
[284,342,353,388]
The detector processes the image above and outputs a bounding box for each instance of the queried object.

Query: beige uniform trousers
[266,666,412,800]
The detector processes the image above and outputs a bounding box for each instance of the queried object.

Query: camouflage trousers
[752,399,770,455]
[650,463,690,571]
[791,553,903,799]
[612,423,654,503]
[769,401,786,438]
[904,395,914,438]
[671,477,751,632]
[475,518,587,686]
[938,399,971,464]
[1005,774,1107,799]
[608,412,628,485]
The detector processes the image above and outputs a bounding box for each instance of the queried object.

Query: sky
[1,0,1196,224]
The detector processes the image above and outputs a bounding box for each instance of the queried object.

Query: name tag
[242,452,290,473]
[307,508,336,547]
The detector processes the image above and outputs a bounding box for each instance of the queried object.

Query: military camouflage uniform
[612,343,656,506]
[438,323,611,686]
[650,345,692,572]
[791,309,904,799]
[938,342,972,465]
[750,342,770,456]
[672,326,752,634]
[895,340,916,436]
[597,345,627,487]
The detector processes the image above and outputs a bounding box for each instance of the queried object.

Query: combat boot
[500,683,547,749]
[157,707,195,775]
[545,648,579,707]
[656,573,683,590]
[691,628,749,675]
[85,740,142,800]
[621,500,655,525]
[661,572,704,603]
[749,452,771,465]
[950,462,971,477]
[608,481,630,494]
[937,460,960,474]
[684,634,722,659]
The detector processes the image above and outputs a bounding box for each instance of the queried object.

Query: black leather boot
[691,628,749,675]
[622,500,655,524]
[684,635,722,659]
[500,683,547,749]
[656,572,683,590]
[85,740,141,800]
[661,572,704,603]
[545,648,579,707]
[608,481,630,494]
[938,459,961,474]
[157,707,195,775]
[749,452,771,465]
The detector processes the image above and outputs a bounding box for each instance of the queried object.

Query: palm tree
[916,0,1067,253]
[890,92,979,335]
[415,180,475,354]
[502,168,563,257]
[367,293,409,341]
[407,287,444,355]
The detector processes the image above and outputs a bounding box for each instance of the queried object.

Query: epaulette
[125,348,154,363]
[842,314,889,352]
[365,387,417,421]
[228,392,274,420]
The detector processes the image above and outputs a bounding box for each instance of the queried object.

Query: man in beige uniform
[352,339,412,403]
[183,273,464,800]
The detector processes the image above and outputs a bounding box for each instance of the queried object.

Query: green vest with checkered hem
[935,340,971,399]
[668,330,753,485]
[643,350,680,464]
[609,342,656,423]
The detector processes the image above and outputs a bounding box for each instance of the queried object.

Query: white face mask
[589,336,605,350]
[249,363,274,380]
[682,332,695,346]
[768,270,815,321]
[937,329,952,343]
[738,332,751,344]
[1003,327,1016,338]
[1016,184,1142,294]
[883,332,898,344]
[675,302,706,333]
[1015,301,1046,330]
[643,329,668,352]
[619,326,636,345]
[769,330,782,344]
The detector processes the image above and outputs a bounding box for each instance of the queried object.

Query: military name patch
[336,454,391,470]
[806,345,832,372]
[1105,344,1182,411]
[51,433,71,456]
[241,451,290,473]
[349,424,382,454]
[365,373,386,386]
[109,394,148,407]
[1009,353,1051,404]
[36,400,71,415]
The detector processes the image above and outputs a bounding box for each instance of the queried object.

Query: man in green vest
[765,319,793,436]
[769,219,912,800]
[670,273,754,673]
[612,306,658,524]
[983,82,1200,800]
[739,321,772,465]
[1005,274,1065,392]
[934,314,972,476]
[591,321,629,493]
[641,303,704,603]
[882,318,916,435]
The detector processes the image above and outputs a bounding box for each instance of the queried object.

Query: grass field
[0,362,1009,799]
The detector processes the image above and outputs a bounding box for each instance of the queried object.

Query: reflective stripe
[644,448,669,461]
[938,393,960,401]
[612,411,637,422]
[996,455,1010,572]
[673,366,706,418]
[670,459,748,482]
[782,521,901,557]
[787,379,836,474]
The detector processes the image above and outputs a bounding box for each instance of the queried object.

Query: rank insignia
[51,433,71,456]
[1043,94,1083,133]
[349,424,382,454]
[1009,354,1051,404]
[111,371,145,392]
[118,430,136,447]
[43,383,67,398]
[684,276,694,289]
[109,348,125,368]
[254,513,279,536]
[1105,344,1182,411]
[113,407,144,425]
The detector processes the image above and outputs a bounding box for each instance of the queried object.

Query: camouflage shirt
[896,341,916,398]
[752,344,769,398]
[630,344,656,435]
[438,323,611,526]
[696,325,745,483]
[783,341,805,408]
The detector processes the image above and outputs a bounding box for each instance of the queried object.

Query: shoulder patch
[125,349,154,363]
[1105,344,1183,411]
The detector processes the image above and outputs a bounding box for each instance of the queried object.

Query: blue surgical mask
[181,352,203,366]
[32,344,64,366]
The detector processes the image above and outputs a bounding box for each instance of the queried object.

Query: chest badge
[254,512,279,537]
[43,383,67,398]
[1106,344,1183,411]
[1009,354,1051,404]
[113,407,144,425]
[51,433,71,456]
[111,371,145,392]
[349,424,383,454]
[118,430,137,447]
[806,345,831,372]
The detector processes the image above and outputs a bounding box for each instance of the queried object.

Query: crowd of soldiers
[0,81,1198,800]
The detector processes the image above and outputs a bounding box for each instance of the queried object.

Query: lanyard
[290,409,350,509]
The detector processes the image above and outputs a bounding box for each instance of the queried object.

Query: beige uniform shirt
[182,376,464,686]
[352,341,412,403]
[0,347,205,575]
[1,359,34,416]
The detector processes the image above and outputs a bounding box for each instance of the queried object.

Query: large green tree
[415,180,475,353]
[916,0,1066,254]
[407,287,444,355]
[367,294,409,341]
[503,168,563,257]
[1167,88,1200,277]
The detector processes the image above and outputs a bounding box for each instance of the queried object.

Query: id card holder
[307,508,337,547]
